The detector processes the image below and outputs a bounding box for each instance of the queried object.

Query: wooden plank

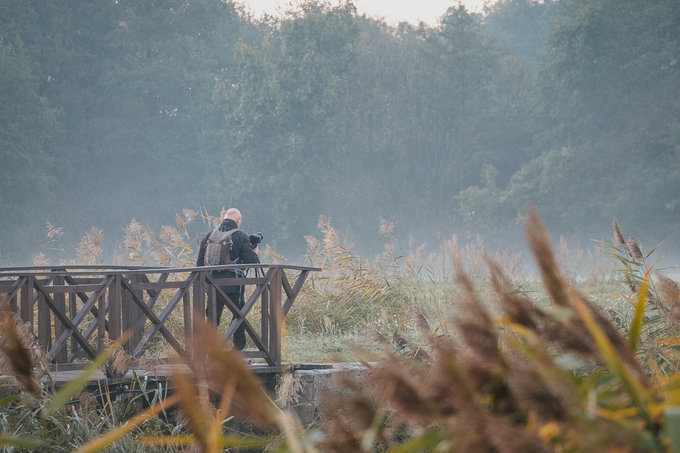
[6,280,210,291]
[206,274,261,324]
[129,272,196,356]
[52,275,67,363]
[2,277,23,312]
[219,272,275,363]
[97,292,105,353]
[66,275,114,360]
[20,276,33,325]
[122,274,143,351]
[109,274,122,342]
[261,281,269,351]
[63,275,111,331]
[9,290,17,312]
[208,277,267,286]
[119,279,186,359]
[33,277,52,350]
[223,272,271,322]
[121,278,133,341]
[63,276,113,329]
[269,268,282,366]
[68,292,77,356]
[122,272,171,352]
[127,281,187,290]
[283,270,311,316]
[282,271,294,299]
[0,264,156,274]
[138,272,168,311]
[33,281,100,361]
[207,285,216,323]
[60,277,113,284]
[208,273,273,365]
[37,288,51,354]
[183,291,191,341]
[69,299,109,363]
[192,271,204,335]
[37,284,111,293]
[132,264,319,273]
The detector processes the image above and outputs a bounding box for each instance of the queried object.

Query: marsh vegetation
[1,210,679,451]
[2,0,679,449]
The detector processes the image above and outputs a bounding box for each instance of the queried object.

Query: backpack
[204,228,239,266]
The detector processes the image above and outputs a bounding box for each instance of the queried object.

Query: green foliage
[0,0,252,262]
[0,0,677,274]
[522,0,680,242]
[0,39,59,262]
[217,0,360,246]
[483,0,561,67]
[456,164,514,235]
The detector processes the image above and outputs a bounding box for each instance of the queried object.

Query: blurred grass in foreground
[1,208,679,451]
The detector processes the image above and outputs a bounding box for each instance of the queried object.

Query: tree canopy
[1,0,677,263]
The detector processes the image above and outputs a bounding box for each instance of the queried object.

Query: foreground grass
[2,210,680,451]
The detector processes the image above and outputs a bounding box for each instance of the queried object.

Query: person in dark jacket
[196,207,259,350]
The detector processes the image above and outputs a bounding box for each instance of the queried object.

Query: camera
[249,232,263,248]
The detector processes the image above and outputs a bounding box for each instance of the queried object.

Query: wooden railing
[0,264,319,373]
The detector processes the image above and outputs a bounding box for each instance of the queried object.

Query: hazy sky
[239,0,492,25]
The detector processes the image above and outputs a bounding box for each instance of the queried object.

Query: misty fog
[1,0,678,268]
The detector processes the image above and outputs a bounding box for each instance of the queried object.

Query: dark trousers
[211,271,247,350]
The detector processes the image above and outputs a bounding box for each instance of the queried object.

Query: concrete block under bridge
[282,362,373,426]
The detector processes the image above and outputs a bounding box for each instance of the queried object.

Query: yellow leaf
[537,421,560,442]
[570,289,652,424]
[629,270,650,351]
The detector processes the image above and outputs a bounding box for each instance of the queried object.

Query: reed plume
[317,207,671,452]
[0,296,39,395]
[626,234,644,262]
[77,226,103,265]
[613,217,626,248]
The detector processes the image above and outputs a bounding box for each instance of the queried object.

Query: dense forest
[1,0,678,264]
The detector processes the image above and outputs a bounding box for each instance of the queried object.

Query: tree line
[1,0,678,264]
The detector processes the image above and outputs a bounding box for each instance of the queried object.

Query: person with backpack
[196,207,259,350]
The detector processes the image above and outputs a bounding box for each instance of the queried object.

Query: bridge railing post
[260,269,270,356]
[183,284,191,344]
[207,277,216,325]
[109,273,122,344]
[37,280,51,355]
[20,276,33,327]
[52,273,67,363]
[97,290,107,354]
[192,270,206,347]
[269,267,282,366]
[68,290,77,357]
[123,273,147,352]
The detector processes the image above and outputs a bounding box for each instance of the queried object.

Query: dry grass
[24,208,624,363]
[0,296,40,395]
[316,209,680,452]
[4,208,679,450]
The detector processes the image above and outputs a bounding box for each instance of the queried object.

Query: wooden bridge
[0,264,320,383]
